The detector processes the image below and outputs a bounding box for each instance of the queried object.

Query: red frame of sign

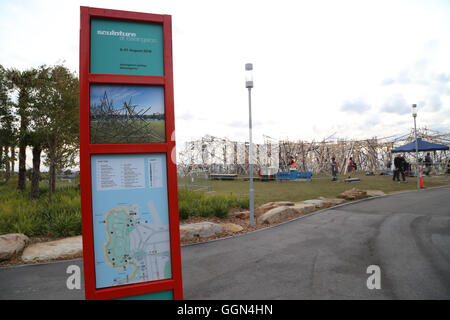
[79,6,183,300]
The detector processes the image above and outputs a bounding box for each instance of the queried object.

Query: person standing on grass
[347,157,355,178]
[393,154,406,182]
[424,152,432,176]
[331,156,338,181]
[399,154,408,182]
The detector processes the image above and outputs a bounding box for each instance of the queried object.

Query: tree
[7,68,38,191]
[0,65,16,183]
[28,66,52,199]
[34,64,79,202]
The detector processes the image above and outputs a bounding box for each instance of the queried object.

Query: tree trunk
[0,146,3,181]
[51,163,56,194]
[4,146,10,182]
[31,145,41,200]
[10,146,15,176]
[48,163,53,203]
[48,143,55,203]
[18,144,26,191]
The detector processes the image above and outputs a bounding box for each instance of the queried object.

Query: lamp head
[245,63,253,88]
[411,104,417,117]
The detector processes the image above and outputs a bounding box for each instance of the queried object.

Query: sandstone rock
[179,222,223,241]
[317,197,347,206]
[365,190,386,197]
[21,236,82,263]
[338,188,368,201]
[303,199,326,208]
[255,201,295,215]
[0,233,30,261]
[221,223,244,233]
[233,211,250,219]
[258,206,298,224]
[292,203,316,214]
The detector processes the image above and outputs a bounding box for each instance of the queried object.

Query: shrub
[0,180,82,237]
[177,187,248,220]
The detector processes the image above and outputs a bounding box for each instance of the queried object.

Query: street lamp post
[412,104,420,190]
[246,63,255,227]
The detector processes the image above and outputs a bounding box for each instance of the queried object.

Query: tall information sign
[79,7,183,300]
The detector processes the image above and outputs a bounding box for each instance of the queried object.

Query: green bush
[177,187,248,220]
[0,178,82,237]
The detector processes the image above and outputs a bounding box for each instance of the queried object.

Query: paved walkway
[1,186,449,299]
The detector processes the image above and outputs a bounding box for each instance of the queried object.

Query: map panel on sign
[91,153,171,289]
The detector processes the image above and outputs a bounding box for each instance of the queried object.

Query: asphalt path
[1,186,449,299]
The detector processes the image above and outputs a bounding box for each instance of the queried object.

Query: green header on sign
[90,19,164,76]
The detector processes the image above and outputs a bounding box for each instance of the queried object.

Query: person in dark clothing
[424,152,432,176]
[400,155,408,181]
[331,156,338,181]
[393,154,406,182]
[403,160,410,176]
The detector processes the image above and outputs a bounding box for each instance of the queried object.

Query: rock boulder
[232,211,250,219]
[179,222,223,241]
[0,233,30,261]
[258,202,317,225]
[258,206,297,224]
[21,236,82,263]
[339,188,368,201]
[221,223,244,233]
[317,197,346,206]
[365,190,386,197]
[303,199,327,208]
[292,203,316,215]
[255,201,295,215]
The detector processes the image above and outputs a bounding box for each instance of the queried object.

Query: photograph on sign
[90,84,165,144]
[90,153,171,289]
[90,18,164,76]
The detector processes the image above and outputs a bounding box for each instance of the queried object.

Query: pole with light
[412,104,420,190]
[246,63,255,227]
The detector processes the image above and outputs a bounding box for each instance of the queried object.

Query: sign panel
[91,154,171,289]
[80,7,182,300]
[90,84,166,144]
[90,18,164,75]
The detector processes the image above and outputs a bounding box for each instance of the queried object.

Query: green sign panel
[90,19,164,76]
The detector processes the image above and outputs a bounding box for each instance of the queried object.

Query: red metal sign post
[79,6,183,300]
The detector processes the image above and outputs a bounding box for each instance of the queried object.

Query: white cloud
[382,94,411,115]
[340,99,371,113]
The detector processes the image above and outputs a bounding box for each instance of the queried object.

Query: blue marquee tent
[391,138,449,153]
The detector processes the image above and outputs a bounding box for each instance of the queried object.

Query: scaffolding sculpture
[177,129,450,177]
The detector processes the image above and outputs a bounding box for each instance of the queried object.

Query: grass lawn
[205,172,450,205]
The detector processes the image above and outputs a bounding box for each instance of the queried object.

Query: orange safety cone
[419,167,424,188]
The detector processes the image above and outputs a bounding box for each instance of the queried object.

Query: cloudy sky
[1,0,449,150]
